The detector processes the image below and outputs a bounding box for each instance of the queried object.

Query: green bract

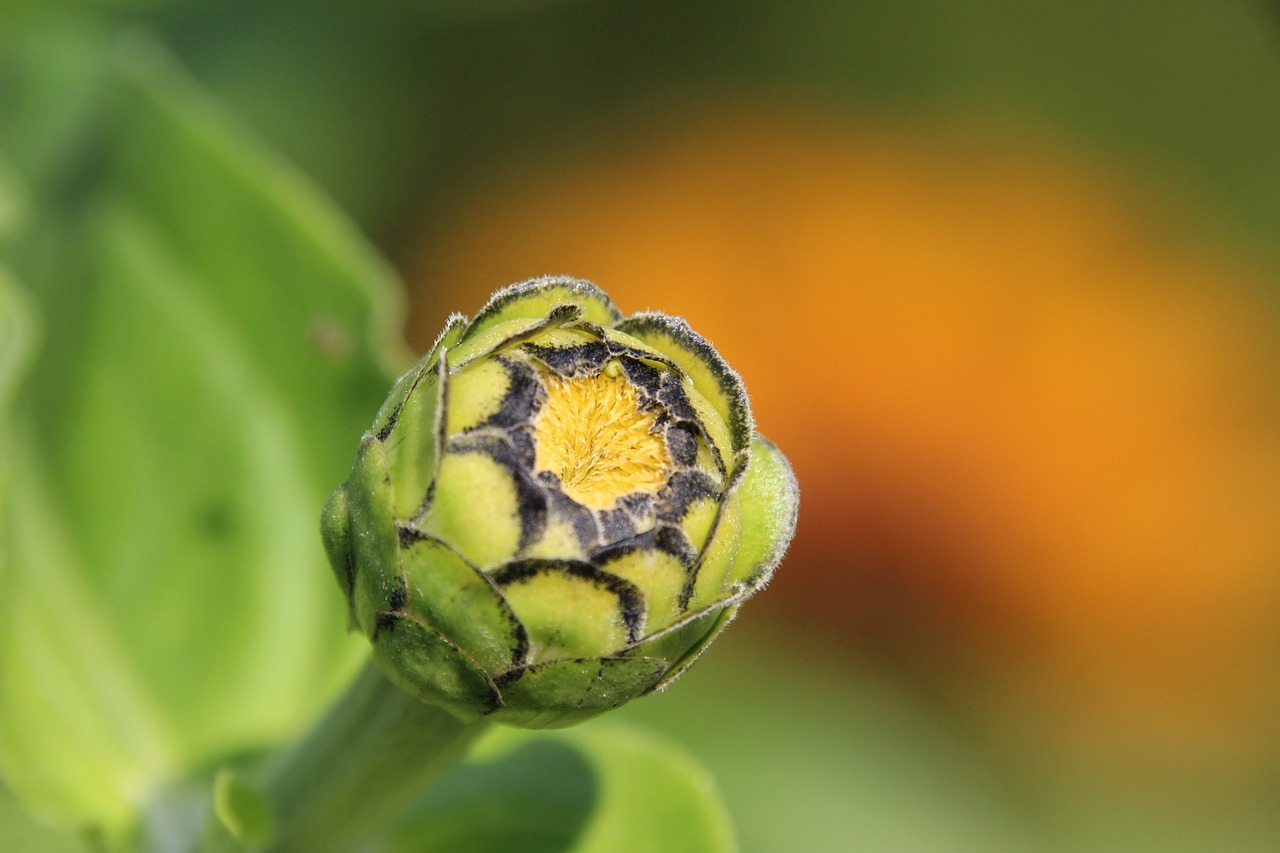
[322,277,798,727]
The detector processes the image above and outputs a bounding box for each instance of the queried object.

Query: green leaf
[0,266,35,447]
[616,629,1035,853]
[0,38,403,839]
[211,770,271,848]
[0,155,24,247]
[0,271,79,853]
[389,723,736,853]
[0,781,91,853]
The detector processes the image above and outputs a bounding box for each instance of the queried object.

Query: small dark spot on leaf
[196,501,237,541]
[308,316,355,362]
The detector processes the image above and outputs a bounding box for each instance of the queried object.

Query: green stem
[254,661,487,852]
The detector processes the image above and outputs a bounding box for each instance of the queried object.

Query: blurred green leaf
[0,266,34,431]
[391,723,736,853]
[211,770,271,849]
[0,159,24,245]
[615,629,1035,853]
[0,37,403,839]
[0,782,91,853]
[0,211,89,853]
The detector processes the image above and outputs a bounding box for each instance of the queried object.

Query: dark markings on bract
[492,667,526,690]
[397,523,426,548]
[540,480,603,547]
[376,360,429,442]
[391,527,533,671]
[656,371,700,427]
[618,352,720,475]
[370,613,504,713]
[545,302,584,326]
[664,422,698,467]
[601,332,684,374]
[615,492,656,519]
[522,340,611,376]
[505,426,537,469]
[656,470,720,524]
[502,601,532,671]
[375,420,396,443]
[342,540,357,619]
[592,524,697,571]
[571,320,608,340]
[678,460,749,609]
[654,524,698,565]
[417,347,453,516]
[615,313,754,454]
[389,575,407,612]
[480,357,545,431]
[372,611,398,640]
[619,356,663,397]
[490,559,645,644]
[597,507,638,543]
[449,433,548,551]
[493,656,664,712]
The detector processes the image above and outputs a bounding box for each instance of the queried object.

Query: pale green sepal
[623,599,733,665]
[345,437,403,634]
[594,327,675,365]
[370,615,496,724]
[443,357,511,435]
[436,314,468,345]
[492,657,667,729]
[212,769,273,848]
[684,459,747,610]
[491,561,643,663]
[462,276,622,343]
[593,545,687,635]
[369,357,426,444]
[615,313,753,454]
[399,535,527,673]
[368,313,461,444]
[421,450,525,569]
[681,381,735,473]
[382,354,444,520]
[647,603,740,693]
[675,492,719,555]
[728,436,798,590]
[319,487,354,618]
[686,502,742,609]
[446,307,579,370]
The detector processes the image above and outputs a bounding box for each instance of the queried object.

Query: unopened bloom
[322,277,797,727]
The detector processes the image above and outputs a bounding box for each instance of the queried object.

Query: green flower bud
[322,277,798,728]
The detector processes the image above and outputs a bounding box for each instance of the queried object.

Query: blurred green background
[5,1,1280,850]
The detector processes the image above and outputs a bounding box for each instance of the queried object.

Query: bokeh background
[9,1,1280,850]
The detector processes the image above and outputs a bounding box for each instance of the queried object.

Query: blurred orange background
[401,103,1280,795]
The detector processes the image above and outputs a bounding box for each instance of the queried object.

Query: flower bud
[322,277,797,727]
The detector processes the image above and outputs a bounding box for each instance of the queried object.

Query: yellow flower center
[532,364,672,509]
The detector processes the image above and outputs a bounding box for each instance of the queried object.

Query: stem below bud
[252,662,488,852]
